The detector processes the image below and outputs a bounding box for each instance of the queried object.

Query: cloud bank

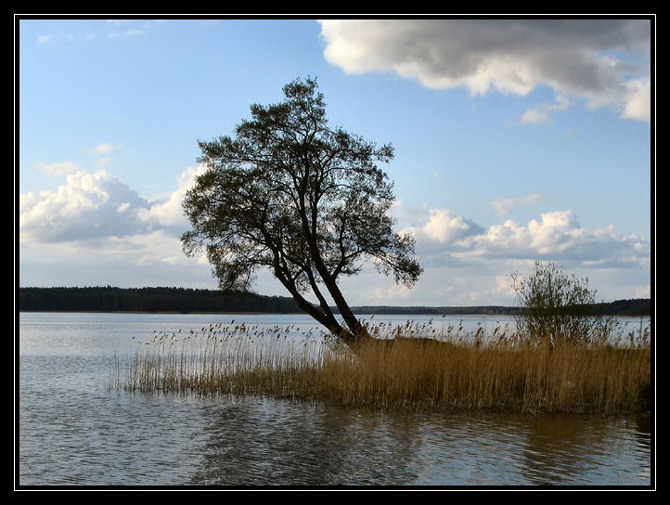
[20,165,206,244]
[400,205,648,269]
[19,165,649,304]
[19,165,214,289]
[319,19,651,122]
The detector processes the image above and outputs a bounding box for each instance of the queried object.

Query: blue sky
[17,17,653,307]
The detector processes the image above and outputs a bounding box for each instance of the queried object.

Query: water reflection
[188,397,651,487]
[190,399,421,486]
[519,414,649,485]
[19,313,652,488]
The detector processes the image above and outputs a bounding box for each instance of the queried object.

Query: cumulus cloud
[403,207,649,269]
[20,169,153,243]
[19,164,216,288]
[19,165,206,244]
[19,164,649,303]
[137,165,207,233]
[403,209,484,246]
[319,18,651,122]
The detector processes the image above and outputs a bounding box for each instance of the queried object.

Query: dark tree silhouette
[182,77,422,345]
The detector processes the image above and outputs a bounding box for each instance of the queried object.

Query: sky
[17,16,654,307]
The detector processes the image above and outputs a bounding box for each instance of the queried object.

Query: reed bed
[116,319,651,416]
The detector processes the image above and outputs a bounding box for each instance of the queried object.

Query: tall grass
[117,319,651,416]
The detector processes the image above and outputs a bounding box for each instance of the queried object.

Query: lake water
[17,312,653,489]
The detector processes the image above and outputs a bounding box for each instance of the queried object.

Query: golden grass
[116,320,651,416]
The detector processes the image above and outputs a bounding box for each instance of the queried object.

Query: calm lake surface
[17,312,653,489]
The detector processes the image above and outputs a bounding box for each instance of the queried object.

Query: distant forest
[18,286,651,316]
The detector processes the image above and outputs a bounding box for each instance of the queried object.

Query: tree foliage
[182,77,422,343]
[512,261,611,345]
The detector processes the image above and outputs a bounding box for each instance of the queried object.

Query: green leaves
[512,261,606,345]
[182,77,422,341]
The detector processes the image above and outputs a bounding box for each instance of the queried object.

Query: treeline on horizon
[17,286,651,317]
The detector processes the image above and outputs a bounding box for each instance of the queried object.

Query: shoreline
[18,309,285,315]
[18,309,652,317]
[18,287,651,317]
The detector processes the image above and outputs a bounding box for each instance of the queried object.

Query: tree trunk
[297,193,373,345]
[272,261,361,345]
[321,274,371,342]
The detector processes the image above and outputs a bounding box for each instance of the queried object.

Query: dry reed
[117,319,651,416]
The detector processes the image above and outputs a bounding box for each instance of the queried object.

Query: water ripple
[19,313,652,488]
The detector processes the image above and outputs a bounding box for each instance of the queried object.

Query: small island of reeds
[115,318,651,416]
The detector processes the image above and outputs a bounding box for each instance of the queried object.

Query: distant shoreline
[18,310,279,315]
[17,309,512,316]
[18,286,651,317]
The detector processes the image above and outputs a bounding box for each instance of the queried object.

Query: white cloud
[18,166,650,304]
[621,77,651,122]
[520,95,572,125]
[137,165,207,232]
[106,20,163,38]
[495,275,516,296]
[20,169,155,243]
[458,210,649,268]
[36,33,74,45]
[88,143,120,167]
[34,20,163,45]
[319,19,651,122]
[400,206,648,272]
[403,208,484,245]
[368,204,649,305]
[491,194,543,215]
[87,143,116,155]
[20,164,207,244]
[19,164,216,289]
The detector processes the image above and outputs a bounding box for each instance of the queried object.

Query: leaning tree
[182,77,422,345]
